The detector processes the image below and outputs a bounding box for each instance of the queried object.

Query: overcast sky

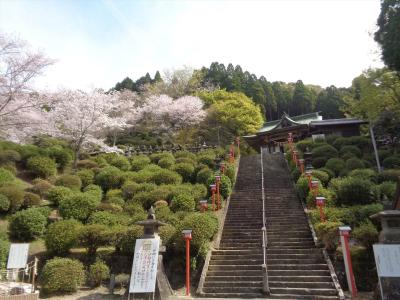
[0,0,384,91]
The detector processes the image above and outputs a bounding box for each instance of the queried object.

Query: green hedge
[27,156,57,178]
[335,177,374,206]
[55,174,82,191]
[171,194,195,212]
[45,219,82,255]
[59,193,100,222]
[95,166,124,190]
[9,208,47,241]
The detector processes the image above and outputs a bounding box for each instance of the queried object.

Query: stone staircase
[198,151,342,299]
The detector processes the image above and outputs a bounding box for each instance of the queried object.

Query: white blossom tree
[0,32,54,136]
[46,89,134,168]
[136,94,206,140]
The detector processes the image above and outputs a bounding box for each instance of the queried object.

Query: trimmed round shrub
[353,221,378,249]
[378,169,400,183]
[78,224,113,255]
[196,168,212,185]
[312,144,338,159]
[23,192,41,207]
[159,224,176,247]
[380,181,396,201]
[207,175,232,199]
[173,163,195,182]
[0,185,24,212]
[150,169,182,185]
[45,219,82,255]
[225,163,236,184]
[31,178,52,198]
[314,221,343,252]
[55,175,82,191]
[130,155,151,171]
[121,181,139,200]
[59,193,100,222]
[335,177,373,206]
[382,156,400,169]
[131,186,172,208]
[9,208,47,241]
[76,169,94,188]
[0,150,21,164]
[154,200,168,208]
[155,206,179,225]
[312,157,328,168]
[340,145,362,158]
[88,211,122,226]
[98,203,123,213]
[341,152,357,161]
[109,155,130,171]
[306,187,334,208]
[88,260,110,287]
[197,154,215,168]
[178,212,218,257]
[106,189,123,200]
[0,194,10,212]
[310,170,330,186]
[325,158,345,176]
[176,157,196,165]
[296,175,310,201]
[319,167,335,180]
[77,159,98,169]
[295,139,314,152]
[348,169,378,183]
[41,258,85,295]
[150,152,174,164]
[0,168,15,186]
[83,184,103,201]
[115,226,143,255]
[47,146,72,169]
[95,166,124,190]
[26,156,57,178]
[123,202,146,217]
[174,151,196,161]
[378,149,392,161]
[345,157,365,170]
[171,194,195,212]
[104,196,125,207]
[158,157,175,169]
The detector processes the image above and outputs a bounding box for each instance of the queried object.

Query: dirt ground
[40,287,125,300]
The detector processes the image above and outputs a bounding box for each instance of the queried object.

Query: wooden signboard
[373,244,400,299]
[129,238,160,294]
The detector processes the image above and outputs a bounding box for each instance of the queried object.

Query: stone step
[199,292,263,298]
[267,258,325,265]
[204,281,262,288]
[268,264,329,271]
[205,275,263,282]
[269,281,335,289]
[211,254,264,260]
[268,276,333,282]
[270,287,338,296]
[206,270,262,276]
[202,286,263,293]
[209,259,262,266]
[208,264,262,271]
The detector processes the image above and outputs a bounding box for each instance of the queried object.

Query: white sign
[373,244,400,300]
[7,244,29,269]
[129,238,160,293]
[373,244,400,277]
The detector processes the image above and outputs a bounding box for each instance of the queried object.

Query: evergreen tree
[315,86,345,119]
[153,71,163,83]
[291,80,313,115]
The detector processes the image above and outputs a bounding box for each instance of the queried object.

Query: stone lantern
[136,207,167,239]
[370,210,400,244]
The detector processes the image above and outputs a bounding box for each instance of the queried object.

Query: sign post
[210,184,216,211]
[215,175,221,210]
[339,226,357,298]
[316,196,326,222]
[182,230,192,296]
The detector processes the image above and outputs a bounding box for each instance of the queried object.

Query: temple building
[243,112,368,152]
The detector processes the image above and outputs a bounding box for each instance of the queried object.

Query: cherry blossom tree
[46,89,135,168]
[0,32,54,136]
[135,94,206,140]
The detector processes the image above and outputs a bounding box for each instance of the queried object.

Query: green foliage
[83,184,103,201]
[176,157,196,165]
[88,211,124,226]
[0,168,15,186]
[132,186,172,208]
[78,224,113,255]
[375,0,400,71]
[95,166,124,190]
[47,186,74,206]
[31,178,52,198]
[27,156,57,178]
[382,155,400,169]
[312,157,328,168]
[380,181,397,201]
[150,152,174,164]
[318,167,335,180]
[340,145,362,158]
[131,155,150,171]
[311,170,330,186]
[47,146,72,169]
[77,159,99,169]
[196,167,213,185]
[197,153,215,169]
[335,177,374,206]
[76,169,94,188]
[88,260,110,287]
[349,246,377,291]
[314,221,342,252]
[106,189,123,200]
[0,238,9,269]
[0,185,24,212]
[41,258,85,295]
[123,202,146,217]
[115,226,143,255]
[159,224,176,247]
[296,175,311,201]
[158,157,175,169]
[23,192,41,207]
[121,181,139,200]
[55,174,82,191]
[45,219,82,255]
[295,139,314,152]
[378,169,400,182]
[348,169,378,183]
[306,187,334,208]
[345,157,365,171]
[312,144,338,160]
[171,194,195,212]
[207,175,232,199]
[353,221,378,249]
[9,208,47,241]
[59,193,100,222]
[0,194,9,212]
[155,206,179,226]
[150,169,182,185]
[178,212,218,258]
[0,149,21,164]
[108,155,130,171]
[324,158,345,177]
[172,163,194,182]
[174,151,196,161]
